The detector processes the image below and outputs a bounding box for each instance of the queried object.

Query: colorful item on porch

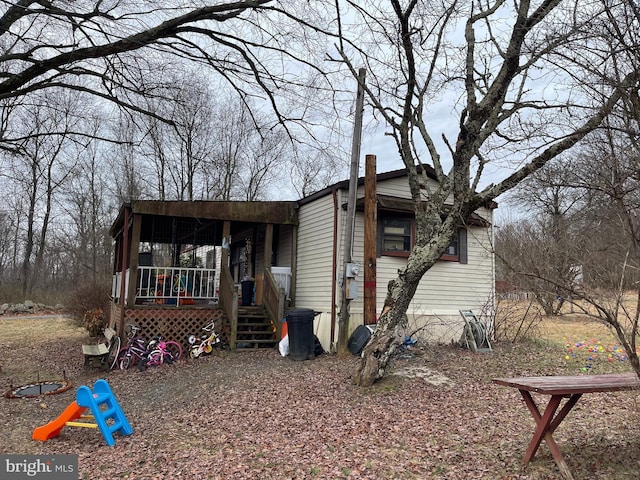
[154,273,195,305]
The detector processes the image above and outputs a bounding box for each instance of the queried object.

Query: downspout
[490,219,496,338]
[118,206,130,340]
[330,187,339,348]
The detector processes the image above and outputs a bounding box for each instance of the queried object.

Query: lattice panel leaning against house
[109,306,227,350]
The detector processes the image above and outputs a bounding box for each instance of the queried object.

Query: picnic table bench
[493,373,640,480]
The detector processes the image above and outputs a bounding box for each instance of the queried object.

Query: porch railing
[218,263,238,349]
[133,266,218,305]
[111,269,129,303]
[271,267,292,300]
[263,268,286,340]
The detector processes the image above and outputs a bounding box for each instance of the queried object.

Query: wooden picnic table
[493,372,640,480]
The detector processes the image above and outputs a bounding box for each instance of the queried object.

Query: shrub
[64,281,111,331]
[83,308,106,336]
[493,298,543,343]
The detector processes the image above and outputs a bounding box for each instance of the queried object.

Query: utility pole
[364,154,377,325]
[337,67,366,355]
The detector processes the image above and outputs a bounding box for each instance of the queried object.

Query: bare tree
[109,113,146,204]
[205,97,293,201]
[61,121,115,286]
[497,162,589,314]
[0,1,333,150]
[138,78,218,201]
[325,1,640,385]
[0,209,15,287]
[2,91,82,295]
[571,129,640,376]
[0,1,341,299]
[112,82,303,203]
[289,144,343,198]
[239,127,289,201]
[500,123,640,378]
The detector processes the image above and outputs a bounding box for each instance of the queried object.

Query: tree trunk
[354,276,415,386]
[354,220,459,386]
[354,319,400,386]
[354,254,431,385]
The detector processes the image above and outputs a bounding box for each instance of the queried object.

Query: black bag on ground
[348,325,375,356]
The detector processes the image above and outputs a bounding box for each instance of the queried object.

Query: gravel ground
[1,316,639,479]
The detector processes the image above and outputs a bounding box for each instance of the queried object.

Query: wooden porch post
[118,207,130,339]
[221,221,231,267]
[264,223,273,270]
[289,224,298,304]
[220,220,238,349]
[126,214,142,307]
[364,154,377,325]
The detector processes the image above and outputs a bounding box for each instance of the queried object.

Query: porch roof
[110,200,299,241]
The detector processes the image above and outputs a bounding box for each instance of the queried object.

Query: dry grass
[0,316,87,379]
[541,314,617,343]
[1,312,639,480]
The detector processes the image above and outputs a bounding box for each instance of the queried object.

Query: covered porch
[108,200,298,351]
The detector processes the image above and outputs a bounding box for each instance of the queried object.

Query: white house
[109,164,495,353]
[296,164,496,350]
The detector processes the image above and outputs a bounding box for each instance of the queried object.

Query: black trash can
[348,325,375,356]
[286,308,316,361]
[241,280,254,306]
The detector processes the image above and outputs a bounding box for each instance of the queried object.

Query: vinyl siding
[376,175,441,199]
[375,176,412,197]
[295,192,339,311]
[296,176,495,350]
[348,208,494,315]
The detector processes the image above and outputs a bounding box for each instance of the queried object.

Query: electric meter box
[346,263,360,278]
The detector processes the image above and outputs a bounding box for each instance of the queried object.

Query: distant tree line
[496,124,640,315]
[0,2,345,303]
[0,83,343,302]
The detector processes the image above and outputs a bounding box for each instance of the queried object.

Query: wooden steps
[235,306,278,349]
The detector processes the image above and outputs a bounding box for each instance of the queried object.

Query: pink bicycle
[138,335,183,370]
[115,324,148,370]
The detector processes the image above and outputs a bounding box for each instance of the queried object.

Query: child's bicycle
[187,320,222,358]
[138,335,183,370]
[115,324,148,370]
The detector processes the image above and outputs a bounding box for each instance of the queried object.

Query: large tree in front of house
[326,0,640,386]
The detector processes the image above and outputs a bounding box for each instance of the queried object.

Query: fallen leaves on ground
[1,316,639,479]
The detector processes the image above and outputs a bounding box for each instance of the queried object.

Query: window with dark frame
[440,234,459,261]
[381,218,412,254]
[379,214,465,263]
